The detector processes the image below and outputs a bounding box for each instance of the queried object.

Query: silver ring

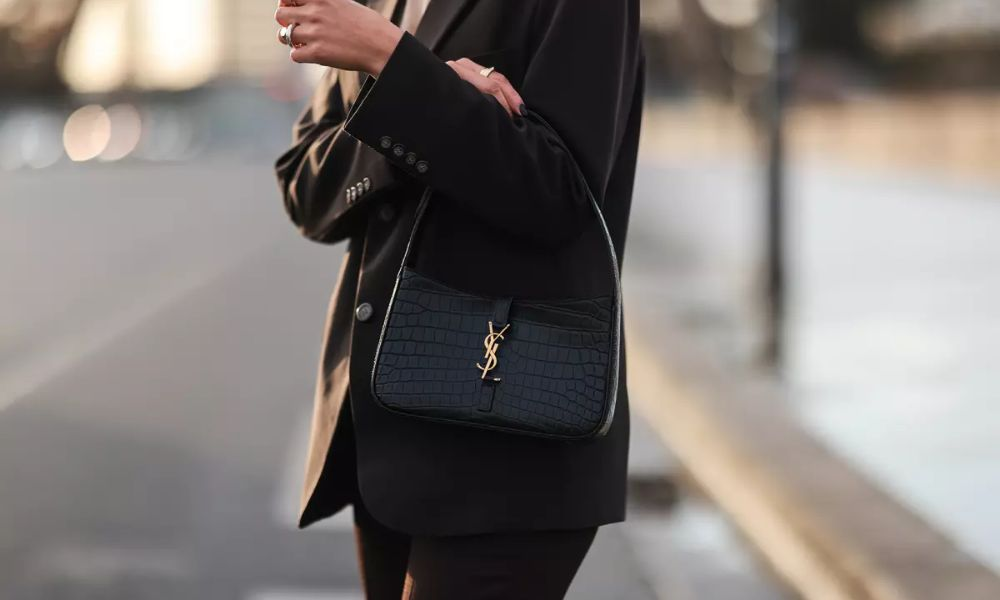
[278,23,297,46]
[479,66,496,79]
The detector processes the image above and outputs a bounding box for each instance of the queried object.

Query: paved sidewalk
[625,157,1000,576]
[570,414,788,600]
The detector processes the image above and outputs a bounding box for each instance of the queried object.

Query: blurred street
[4,110,1000,597]
[0,160,788,599]
[4,0,1000,598]
[627,156,1000,573]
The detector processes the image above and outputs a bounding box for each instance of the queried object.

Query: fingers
[290,42,318,64]
[486,71,524,117]
[455,58,525,116]
[448,60,524,117]
[490,72,525,116]
[285,21,324,55]
[446,61,510,115]
[446,61,513,116]
[275,5,308,26]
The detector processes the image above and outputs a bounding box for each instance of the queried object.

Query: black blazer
[276,0,645,535]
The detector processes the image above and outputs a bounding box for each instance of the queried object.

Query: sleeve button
[355,302,374,322]
[405,152,417,166]
[379,136,392,149]
[378,203,396,222]
[362,177,372,191]
[415,160,429,174]
[346,188,354,204]
[392,144,406,158]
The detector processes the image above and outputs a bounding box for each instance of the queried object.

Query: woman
[274,0,644,597]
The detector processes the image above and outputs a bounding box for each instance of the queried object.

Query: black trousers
[353,499,597,600]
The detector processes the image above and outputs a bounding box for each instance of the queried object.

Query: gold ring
[479,66,496,79]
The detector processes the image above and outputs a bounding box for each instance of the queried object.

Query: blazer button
[355,302,374,322]
[379,136,392,149]
[415,160,429,174]
[392,144,406,158]
[378,203,396,222]
[405,152,417,166]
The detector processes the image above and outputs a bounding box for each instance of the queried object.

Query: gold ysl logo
[476,321,510,381]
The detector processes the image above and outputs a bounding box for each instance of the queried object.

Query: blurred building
[867,0,1000,87]
[0,0,293,96]
[0,0,81,95]
[638,0,1000,95]
[2,0,998,97]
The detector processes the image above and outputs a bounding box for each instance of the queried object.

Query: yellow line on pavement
[624,325,907,600]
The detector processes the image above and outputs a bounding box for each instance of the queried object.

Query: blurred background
[1,0,999,598]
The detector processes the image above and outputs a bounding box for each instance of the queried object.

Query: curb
[625,323,1000,600]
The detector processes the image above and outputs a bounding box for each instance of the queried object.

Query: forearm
[362,18,404,77]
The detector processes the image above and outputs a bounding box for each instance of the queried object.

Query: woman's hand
[275,0,403,75]
[446,59,526,118]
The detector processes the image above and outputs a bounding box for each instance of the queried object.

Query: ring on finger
[278,23,298,46]
[479,66,496,79]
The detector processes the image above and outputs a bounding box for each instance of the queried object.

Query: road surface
[0,161,786,599]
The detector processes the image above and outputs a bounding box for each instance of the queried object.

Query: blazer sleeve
[343,0,642,246]
[275,69,406,244]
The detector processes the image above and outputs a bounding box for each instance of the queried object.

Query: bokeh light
[700,0,764,29]
[100,104,143,161]
[0,112,63,170]
[133,0,221,90]
[60,0,129,94]
[63,105,112,162]
[59,0,222,93]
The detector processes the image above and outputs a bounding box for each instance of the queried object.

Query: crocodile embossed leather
[370,112,621,440]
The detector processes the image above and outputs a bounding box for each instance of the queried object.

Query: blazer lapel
[414,0,474,52]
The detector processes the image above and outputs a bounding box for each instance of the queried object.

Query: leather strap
[492,297,512,328]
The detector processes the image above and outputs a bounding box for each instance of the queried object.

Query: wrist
[366,21,404,77]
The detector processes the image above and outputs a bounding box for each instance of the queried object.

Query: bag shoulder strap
[401,110,620,287]
[388,110,622,436]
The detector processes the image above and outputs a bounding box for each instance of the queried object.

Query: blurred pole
[762,0,796,366]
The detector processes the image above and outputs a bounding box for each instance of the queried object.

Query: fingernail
[519,103,527,116]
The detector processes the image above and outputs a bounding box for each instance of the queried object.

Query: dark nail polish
[519,103,527,116]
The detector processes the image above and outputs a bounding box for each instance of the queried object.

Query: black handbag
[370,112,621,440]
